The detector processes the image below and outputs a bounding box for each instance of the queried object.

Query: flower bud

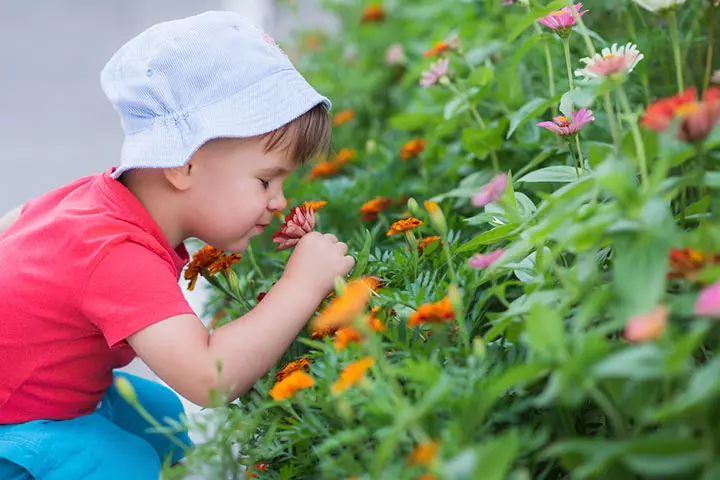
[424,200,448,237]
[406,197,423,218]
[114,376,138,405]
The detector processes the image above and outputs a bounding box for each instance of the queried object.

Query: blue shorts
[0,372,194,479]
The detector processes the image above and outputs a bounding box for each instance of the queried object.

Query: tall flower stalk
[616,85,649,189]
[668,9,684,93]
[704,1,716,93]
[562,39,575,90]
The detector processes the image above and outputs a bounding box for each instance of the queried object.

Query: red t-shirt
[0,169,195,424]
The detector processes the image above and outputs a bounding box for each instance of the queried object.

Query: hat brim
[110,68,332,179]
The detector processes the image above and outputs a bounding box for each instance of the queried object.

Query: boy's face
[183,137,294,253]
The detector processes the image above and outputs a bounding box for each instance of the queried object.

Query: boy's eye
[259,179,270,189]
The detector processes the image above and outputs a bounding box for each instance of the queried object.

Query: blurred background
[0,0,335,435]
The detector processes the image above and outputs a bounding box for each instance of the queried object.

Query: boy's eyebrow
[257,166,291,176]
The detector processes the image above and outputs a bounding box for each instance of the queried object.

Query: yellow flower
[269,370,315,401]
[386,217,423,236]
[310,278,373,333]
[331,357,374,395]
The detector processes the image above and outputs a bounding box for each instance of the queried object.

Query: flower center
[674,102,699,118]
[603,53,615,59]
[551,10,563,15]
[556,116,571,127]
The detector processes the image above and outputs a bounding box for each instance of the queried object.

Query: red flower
[272,205,315,251]
[641,87,720,143]
[361,4,385,23]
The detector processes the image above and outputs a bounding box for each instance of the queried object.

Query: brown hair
[260,103,332,166]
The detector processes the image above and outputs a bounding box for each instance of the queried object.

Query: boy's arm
[128,276,325,406]
[0,205,23,235]
[127,232,355,407]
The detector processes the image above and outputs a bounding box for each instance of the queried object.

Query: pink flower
[272,205,315,251]
[575,43,644,79]
[537,109,595,136]
[385,43,406,66]
[537,3,588,37]
[469,249,504,269]
[471,173,508,207]
[624,305,668,342]
[420,58,450,88]
[695,281,720,317]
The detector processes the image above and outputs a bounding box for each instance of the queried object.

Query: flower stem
[603,92,620,152]
[246,243,266,280]
[668,9,685,94]
[566,0,596,56]
[574,134,585,173]
[562,38,575,90]
[589,385,627,436]
[129,400,192,452]
[531,14,557,117]
[568,140,580,178]
[442,240,458,285]
[616,85,649,190]
[704,3,716,94]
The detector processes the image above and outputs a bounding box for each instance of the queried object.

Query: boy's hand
[283,232,355,297]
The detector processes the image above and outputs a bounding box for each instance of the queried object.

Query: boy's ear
[163,163,193,191]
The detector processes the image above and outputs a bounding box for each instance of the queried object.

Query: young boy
[0,11,354,479]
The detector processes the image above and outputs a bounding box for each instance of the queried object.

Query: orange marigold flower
[408,297,455,326]
[211,309,226,330]
[269,370,314,401]
[208,253,243,276]
[423,41,449,58]
[310,326,339,340]
[308,161,341,179]
[331,357,374,395]
[276,357,313,382]
[184,245,225,290]
[408,440,439,466]
[416,236,441,255]
[310,278,374,333]
[246,462,269,478]
[417,475,437,480]
[361,4,385,23]
[362,276,385,293]
[335,326,364,350]
[668,247,720,280]
[387,217,423,236]
[360,196,392,221]
[368,306,387,333]
[335,148,357,164]
[333,109,355,126]
[400,138,427,160]
[304,200,328,212]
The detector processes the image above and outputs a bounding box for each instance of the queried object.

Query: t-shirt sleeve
[81,242,196,347]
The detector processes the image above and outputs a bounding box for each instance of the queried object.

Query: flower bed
[169,1,720,478]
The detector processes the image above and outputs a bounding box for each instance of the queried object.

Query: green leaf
[472,431,519,480]
[507,94,562,139]
[593,345,666,380]
[350,229,372,278]
[462,126,504,159]
[445,96,469,120]
[467,65,495,88]
[389,112,433,131]
[559,87,597,118]
[525,299,567,360]
[518,166,584,183]
[457,224,518,253]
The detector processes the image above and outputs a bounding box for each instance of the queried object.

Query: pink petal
[624,305,668,343]
[695,281,720,317]
[468,249,504,269]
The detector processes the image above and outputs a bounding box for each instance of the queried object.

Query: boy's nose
[269,193,287,212]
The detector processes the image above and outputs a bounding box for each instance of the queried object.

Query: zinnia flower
[361,4,385,23]
[624,305,668,342]
[408,441,439,466]
[471,172,508,207]
[309,278,374,333]
[360,197,392,221]
[303,200,327,212]
[276,357,313,382]
[269,370,315,401]
[537,109,595,136]
[631,0,687,13]
[468,249,504,269]
[420,58,450,88]
[668,247,720,280]
[386,217,423,236]
[641,87,720,143]
[333,109,355,126]
[575,43,644,79]
[272,205,315,252]
[331,357,374,395]
[408,297,455,326]
[695,281,720,317]
[246,463,269,478]
[537,3,588,38]
[400,138,427,160]
[385,43,406,66]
